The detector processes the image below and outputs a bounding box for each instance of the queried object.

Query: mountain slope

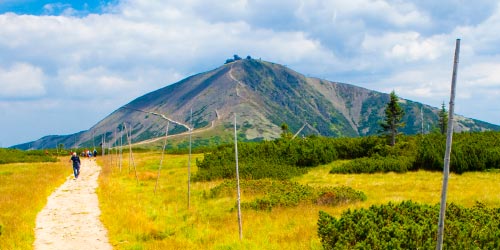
[14,58,500,150]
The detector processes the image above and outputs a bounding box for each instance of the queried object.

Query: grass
[97,152,500,249]
[296,160,500,211]
[0,159,69,250]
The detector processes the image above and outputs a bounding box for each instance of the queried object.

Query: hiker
[93,149,97,158]
[70,152,81,179]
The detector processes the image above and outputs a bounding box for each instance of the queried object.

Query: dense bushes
[195,131,500,179]
[194,137,340,181]
[208,179,366,211]
[335,131,500,174]
[194,135,411,181]
[330,156,415,174]
[0,148,57,164]
[318,201,500,249]
[413,131,500,173]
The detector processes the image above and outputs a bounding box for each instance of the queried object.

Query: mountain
[14,58,500,150]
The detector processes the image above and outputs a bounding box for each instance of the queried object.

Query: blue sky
[1,0,500,147]
[0,0,113,15]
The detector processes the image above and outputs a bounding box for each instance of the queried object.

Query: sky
[1,0,500,147]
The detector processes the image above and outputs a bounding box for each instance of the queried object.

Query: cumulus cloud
[362,32,449,62]
[0,63,46,98]
[462,62,500,88]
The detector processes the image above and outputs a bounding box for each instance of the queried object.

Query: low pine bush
[330,156,415,174]
[318,201,500,249]
[208,180,366,211]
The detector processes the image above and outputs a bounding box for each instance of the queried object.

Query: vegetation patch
[195,131,500,178]
[208,179,366,211]
[0,148,57,164]
[414,131,500,173]
[194,137,339,181]
[0,161,68,249]
[318,201,500,249]
[330,155,414,174]
[330,131,500,174]
[97,151,500,249]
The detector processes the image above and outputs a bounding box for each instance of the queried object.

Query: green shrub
[318,201,500,249]
[208,180,366,211]
[414,131,500,173]
[0,149,57,164]
[330,156,415,174]
[194,137,339,181]
[196,131,500,178]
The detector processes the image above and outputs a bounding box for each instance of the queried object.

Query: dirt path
[34,158,112,250]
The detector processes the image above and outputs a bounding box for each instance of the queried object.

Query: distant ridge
[14,58,500,150]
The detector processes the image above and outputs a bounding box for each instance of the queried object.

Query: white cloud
[362,32,448,62]
[0,63,46,98]
[462,62,500,88]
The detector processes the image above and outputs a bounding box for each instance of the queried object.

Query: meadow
[96,152,500,249]
[0,159,69,250]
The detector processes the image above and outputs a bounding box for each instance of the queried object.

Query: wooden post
[436,38,460,250]
[421,106,424,135]
[101,133,105,159]
[187,109,192,209]
[126,124,132,173]
[124,123,139,185]
[155,122,169,195]
[234,115,243,240]
[119,125,123,173]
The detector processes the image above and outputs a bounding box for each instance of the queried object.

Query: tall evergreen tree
[438,102,448,134]
[280,123,292,140]
[380,91,405,146]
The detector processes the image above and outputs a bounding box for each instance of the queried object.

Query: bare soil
[33,158,112,250]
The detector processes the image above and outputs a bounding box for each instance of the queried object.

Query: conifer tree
[438,102,448,134]
[380,91,405,146]
[280,123,292,140]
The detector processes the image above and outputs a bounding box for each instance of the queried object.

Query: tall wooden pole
[436,38,460,250]
[421,106,424,135]
[127,123,132,173]
[187,109,192,209]
[155,122,169,195]
[119,125,123,172]
[101,133,105,158]
[234,115,243,240]
[124,123,139,185]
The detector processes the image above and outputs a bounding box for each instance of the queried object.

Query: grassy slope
[0,159,69,250]
[97,152,500,249]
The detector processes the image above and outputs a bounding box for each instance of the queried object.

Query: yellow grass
[296,160,500,211]
[0,159,69,250]
[97,153,500,249]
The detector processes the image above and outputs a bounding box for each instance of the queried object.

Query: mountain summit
[16,58,500,149]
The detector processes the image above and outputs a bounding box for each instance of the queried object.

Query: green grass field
[0,159,69,249]
[96,152,500,249]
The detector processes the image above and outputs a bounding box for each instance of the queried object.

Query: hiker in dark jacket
[70,152,81,179]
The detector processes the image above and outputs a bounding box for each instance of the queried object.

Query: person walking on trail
[70,152,81,179]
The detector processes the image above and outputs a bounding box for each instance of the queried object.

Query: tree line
[194,130,500,180]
